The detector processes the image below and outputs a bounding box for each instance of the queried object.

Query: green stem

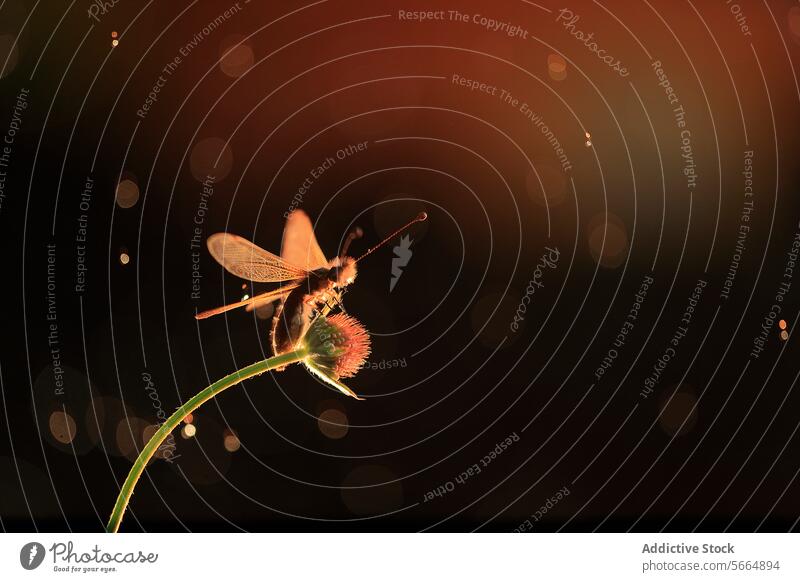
[106,349,307,533]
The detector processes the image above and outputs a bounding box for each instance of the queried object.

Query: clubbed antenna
[355,212,427,263]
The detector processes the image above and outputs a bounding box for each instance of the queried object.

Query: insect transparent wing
[195,283,300,319]
[207,233,309,282]
[281,210,329,272]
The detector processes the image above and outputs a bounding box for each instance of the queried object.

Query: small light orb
[116,418,145,457]
[547,53,567,81]
[189,137,233,182]
[318,408,349,439]
[119,252,130,265]
[115,179,140,208]
[182,423,197,438]
[49,411,77,444]
[587,213,629,268]
[219,35,255,78]
[142,424,158,442]
[223,430,241,452]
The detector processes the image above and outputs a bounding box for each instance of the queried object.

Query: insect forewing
[281,210,330,273]
[207,233,309,282]
[278,210,330,324]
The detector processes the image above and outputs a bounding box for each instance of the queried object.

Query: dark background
[1,0,799,532]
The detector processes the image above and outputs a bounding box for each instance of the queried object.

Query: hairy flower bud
[302,313,371,400]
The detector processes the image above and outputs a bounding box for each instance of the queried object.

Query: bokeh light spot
[219,35,254,78]
[587,213,629,268]
[318,408,349,439]
[223,429,241,452]
[49,411,76,444]
[115,179,140,208]
[190,137,233,182]
[115,417,148,460]
[547,53,567,81]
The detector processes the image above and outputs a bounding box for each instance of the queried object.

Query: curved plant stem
[106,349,307,533]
